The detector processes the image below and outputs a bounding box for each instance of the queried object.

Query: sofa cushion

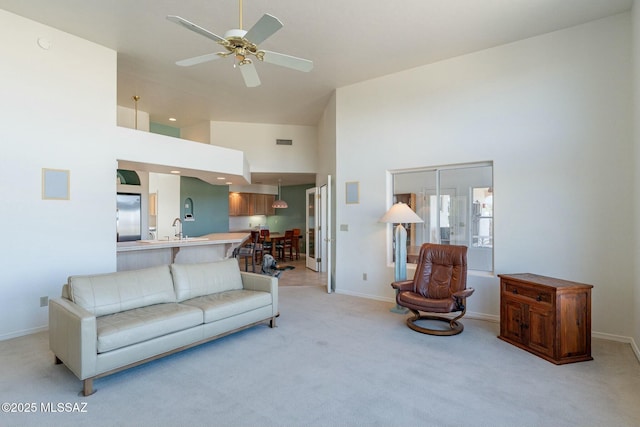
[96,303,203,353]
[69,265,176,317]
[182,290,272,323]
[170,259,244,302]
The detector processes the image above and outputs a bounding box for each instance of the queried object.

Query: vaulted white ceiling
[0,0,632,130]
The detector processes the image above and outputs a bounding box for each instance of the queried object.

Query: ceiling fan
[167,0,313,87]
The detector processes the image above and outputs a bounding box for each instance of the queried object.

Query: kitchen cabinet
[252,194,275,216]
[229,193,276,216]
[229,193,252,216]
[498,273,593,365]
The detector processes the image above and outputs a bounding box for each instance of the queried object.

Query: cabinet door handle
[536,295,542,302]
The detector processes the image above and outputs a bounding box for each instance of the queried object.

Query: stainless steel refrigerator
[116,193,141,242]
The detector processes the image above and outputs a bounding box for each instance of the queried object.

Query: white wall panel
[334,13,633,336]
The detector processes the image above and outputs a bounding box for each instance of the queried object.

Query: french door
[306,175,332,293]
[321,175,332,293]
[306,187,319,271]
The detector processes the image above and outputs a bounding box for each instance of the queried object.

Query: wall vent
[276,139,293,145]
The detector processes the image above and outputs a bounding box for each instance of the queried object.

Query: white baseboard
[334,289,393,303]
[592,331,640,363]
[466,311,500,323]
[592,330,633,343]
[632,339,640,362]
[0,325,48,341]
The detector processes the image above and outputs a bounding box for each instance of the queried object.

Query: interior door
[321,175,332,293]
[306,187,319,271]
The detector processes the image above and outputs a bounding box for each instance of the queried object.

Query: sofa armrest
[240,272,278,316]
[49,297,97,380]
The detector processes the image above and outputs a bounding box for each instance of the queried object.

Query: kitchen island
[116,232,250,271]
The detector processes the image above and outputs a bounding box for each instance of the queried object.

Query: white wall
[181,121,210,144]
[317,92,337,288]
[117,105,149,131]
[0,10,118,338]
[632,2,640,356]
[210,121,318,174]
[334,13,634,337]
[149,172,180,240]
[0,10,249,340]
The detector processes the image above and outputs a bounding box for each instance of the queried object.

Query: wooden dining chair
[235,231,262,273]
[260,229,273,256]
[276,230,294,261]
[292,228,301,260]
[250,230,263,263]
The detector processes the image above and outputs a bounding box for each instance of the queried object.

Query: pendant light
[272,179,288,209]
[132,95,140,130]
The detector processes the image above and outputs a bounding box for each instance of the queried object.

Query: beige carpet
[1,285,639,427]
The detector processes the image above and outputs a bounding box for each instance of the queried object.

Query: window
[392,162,493,271]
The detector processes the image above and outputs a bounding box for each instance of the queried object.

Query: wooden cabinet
[498,273,592,365]
[252,194,275,216]
[229,193,276,216]
[229,193,251,216]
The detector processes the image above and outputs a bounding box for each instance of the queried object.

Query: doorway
[305,175,332,293]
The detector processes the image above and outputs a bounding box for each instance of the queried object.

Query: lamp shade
[272,179,288,209]
[379,202,424,224]
[272,199,288,209]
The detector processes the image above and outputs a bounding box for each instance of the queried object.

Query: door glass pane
[472,187,493,248]
[307,192,315,259]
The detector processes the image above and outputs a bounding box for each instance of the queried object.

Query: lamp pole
[391,223,409,314]
[380,202,423,314]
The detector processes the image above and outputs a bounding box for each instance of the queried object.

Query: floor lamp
[380,202,424,314]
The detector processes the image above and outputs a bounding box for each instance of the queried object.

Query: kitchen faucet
[172,217,183,239]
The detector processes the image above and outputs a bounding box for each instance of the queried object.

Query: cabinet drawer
[503,282,552,304]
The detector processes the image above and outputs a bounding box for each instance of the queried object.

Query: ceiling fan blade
[176,52,223,67]
[261,50,313,72]
[244,14,283,45]
[167,15,226,43]
[239,61,261,87]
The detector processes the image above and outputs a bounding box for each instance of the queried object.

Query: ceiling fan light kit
[168,0,313,87]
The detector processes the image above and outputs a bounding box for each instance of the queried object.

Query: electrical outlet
[40,296,49,307]
[363,273,367,281]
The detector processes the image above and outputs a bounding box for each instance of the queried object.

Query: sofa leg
[54,356,62,365]
[270,316,277,328]
[82,378,96,396]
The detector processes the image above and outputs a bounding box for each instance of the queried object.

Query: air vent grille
[276,139,293,145]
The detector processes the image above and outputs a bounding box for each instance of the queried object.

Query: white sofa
[49,258,278,396]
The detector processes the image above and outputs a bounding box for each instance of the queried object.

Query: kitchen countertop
[117,232,250,252]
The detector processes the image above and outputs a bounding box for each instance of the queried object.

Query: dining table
[263,232,302,259]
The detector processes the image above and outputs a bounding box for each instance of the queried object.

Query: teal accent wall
[180,177,229,236]
[150,122,181,138]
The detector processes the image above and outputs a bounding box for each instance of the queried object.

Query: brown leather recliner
[391,243,474,335]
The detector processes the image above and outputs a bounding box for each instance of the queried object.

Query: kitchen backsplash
[228,215,268,232]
